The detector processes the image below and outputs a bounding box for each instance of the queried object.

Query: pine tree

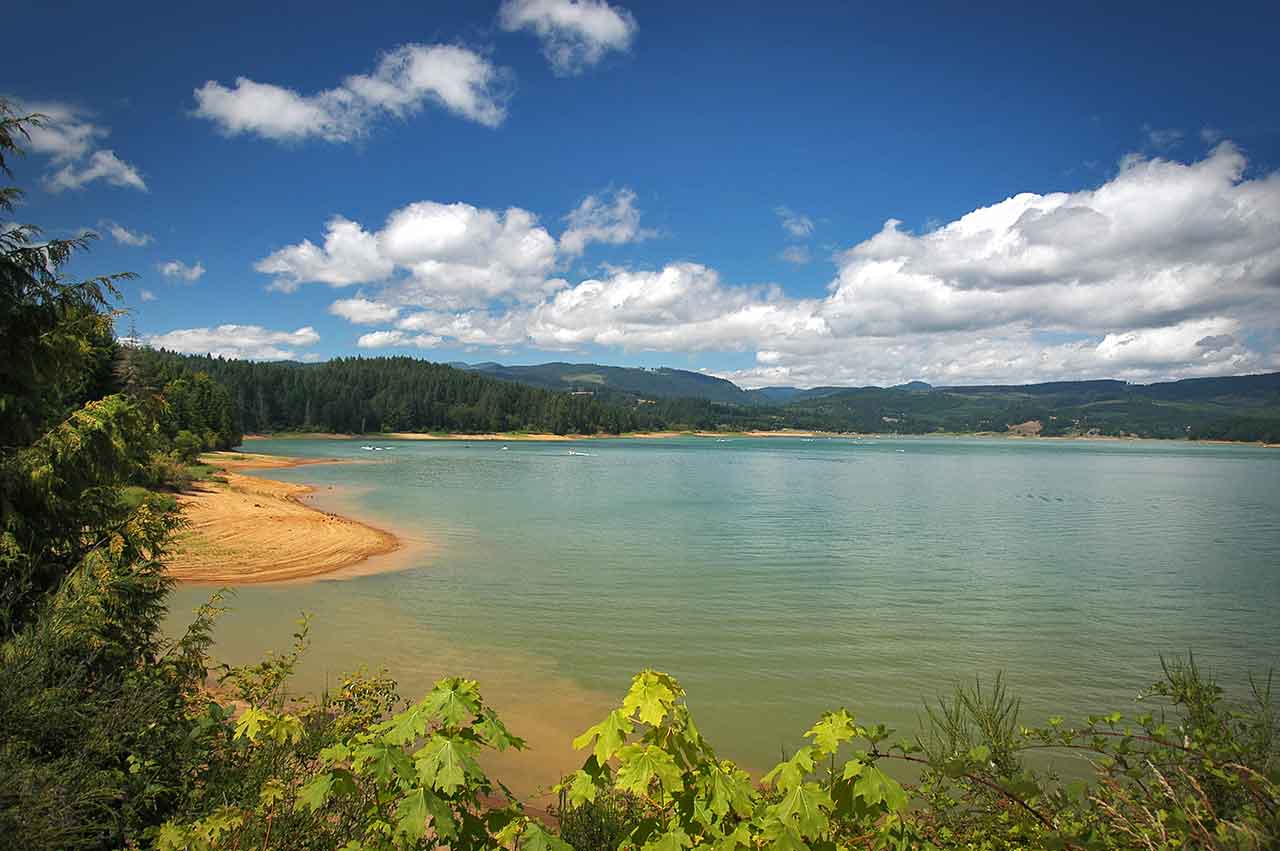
[0,98,211,850]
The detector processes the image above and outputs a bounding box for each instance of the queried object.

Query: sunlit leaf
[623,670,678,726]
[804,709,856,756]
[852,765,908,814]
[415,734,481,794]
[615,743,685,796]
[772,782,832,836]
[572,709,634,764]
[423,677,482,728]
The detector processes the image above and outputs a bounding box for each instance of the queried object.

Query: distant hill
[747,386,850,404]
[456,361,755,404]
[148,350,1280,443]
[444,361,1280,441]
[778,373,1280,441]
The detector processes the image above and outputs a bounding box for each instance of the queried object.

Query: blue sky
[7,0,1280,386]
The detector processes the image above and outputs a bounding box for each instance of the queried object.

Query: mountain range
[450,360,1280,442]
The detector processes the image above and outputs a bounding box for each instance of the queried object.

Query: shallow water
[168,435,1280,790]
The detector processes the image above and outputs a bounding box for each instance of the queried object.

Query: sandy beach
[247,428,835,442]
[167,452,403,584]
[246,429,1277,446]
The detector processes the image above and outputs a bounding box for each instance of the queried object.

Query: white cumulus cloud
[258,217,393,291]
[47,150,146,192]
[329,297,401,324]
[146,325,320,360]
[98,219,153,246]
[559,187,651,255]
[15,101,147,193]
[194,44,511,142]
[356,329,443,349]
[257,200,561,307]
[262,189,654,305]
[158,260,206,282]
[308,143,1280,386]
[23,102,106,162]
[499,0,637,75]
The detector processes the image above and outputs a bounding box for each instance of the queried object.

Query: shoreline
[166,451,410,585]
[244,430,1279,448]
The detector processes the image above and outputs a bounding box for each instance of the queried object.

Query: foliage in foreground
[554,661,1279,850]
[148,637,1279,851]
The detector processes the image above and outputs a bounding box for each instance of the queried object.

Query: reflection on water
[167,435,1280,793]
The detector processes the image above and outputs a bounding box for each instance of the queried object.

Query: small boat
[567,449,592,456]
[361,445,375,451]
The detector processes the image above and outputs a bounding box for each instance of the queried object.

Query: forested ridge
[133,349,666,436]
[144,347,1280,443]
[4,100,1278,850]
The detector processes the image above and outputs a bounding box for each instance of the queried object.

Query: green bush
[556,789,648,851]
[173,430,204,464]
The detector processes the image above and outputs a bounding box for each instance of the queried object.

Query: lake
[167,435,1280,792]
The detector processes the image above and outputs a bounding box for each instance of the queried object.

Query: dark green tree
[0,98,213,850]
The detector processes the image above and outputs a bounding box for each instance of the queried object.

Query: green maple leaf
[380,705,430,746]
[804,709,856,756]
[852,765,908,814]
[706,763,755,819]
[318,743,351,765]
[155,822,189,851]
[772,782,832,837]
[572,709,634,764]
[520,821,574,851]
[623,670,679,726]
[395,789,430,841]
[295,773,335,813]
[233,706,268,741]
[414,734,480,794]
[615,744,684,796]
[763,747,816,792]
[422,677,481,728]
[761,818,810,851]
[563,769,600,808]
[424,791,456,840]
[354,741,413,785]
[711,823,754,851]
[476,709,525,751]
[642,826,693,851]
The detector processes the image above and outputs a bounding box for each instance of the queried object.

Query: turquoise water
[168,435,1280,786]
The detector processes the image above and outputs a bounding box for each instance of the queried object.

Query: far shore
[244,430,1279,448]
[166,451,408,584]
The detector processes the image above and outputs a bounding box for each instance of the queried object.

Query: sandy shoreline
[246,428,841,442]
[167,452,405,584]
[245,430,1278,447]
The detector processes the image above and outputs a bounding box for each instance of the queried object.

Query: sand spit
[167,452,403,584]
